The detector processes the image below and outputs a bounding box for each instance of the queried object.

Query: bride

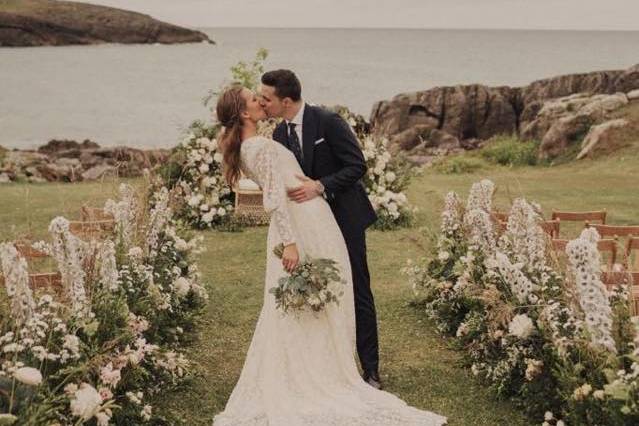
[212,85,446,426]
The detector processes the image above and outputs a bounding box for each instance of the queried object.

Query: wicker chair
[233,177,269,225]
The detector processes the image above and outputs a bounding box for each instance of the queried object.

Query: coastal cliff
[0,0,213,47]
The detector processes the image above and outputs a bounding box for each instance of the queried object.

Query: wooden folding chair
[551,239,568,251]
[491,211,509,223]
[551,210,607,224]
[7,241,63,295]
[29,272,63,292]
[69,220,116,240]
[540,219,561,238]
[81,206,114,222]
[626,236,639,271]
[587,224,639,239]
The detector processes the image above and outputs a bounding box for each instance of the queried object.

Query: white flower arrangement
[0,181,207,424]
[174,125,234,229]
[360,134,414,230]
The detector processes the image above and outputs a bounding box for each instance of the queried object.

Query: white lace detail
[241,137,295,246]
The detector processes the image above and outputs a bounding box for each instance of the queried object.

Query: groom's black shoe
[363,371,383,390]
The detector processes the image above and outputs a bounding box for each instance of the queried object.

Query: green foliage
[432,156,486,174]
[480,135,539,166]
[203,48,269,106]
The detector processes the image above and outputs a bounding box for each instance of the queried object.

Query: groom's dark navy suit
[273,104,380,375]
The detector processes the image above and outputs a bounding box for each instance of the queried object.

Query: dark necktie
[287,122,304,167]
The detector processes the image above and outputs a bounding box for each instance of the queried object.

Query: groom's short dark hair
[261,69,302,102]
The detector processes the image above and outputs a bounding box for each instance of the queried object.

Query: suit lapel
[273,121,288,147]
[301,104,316,176]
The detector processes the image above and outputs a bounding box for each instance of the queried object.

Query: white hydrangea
[508,314,535,339]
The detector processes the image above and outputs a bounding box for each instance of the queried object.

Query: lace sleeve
[253,141,296,246]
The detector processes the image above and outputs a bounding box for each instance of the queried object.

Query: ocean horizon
[1,27,638,149]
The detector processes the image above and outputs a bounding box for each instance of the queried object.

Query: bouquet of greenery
[269,243,346,314]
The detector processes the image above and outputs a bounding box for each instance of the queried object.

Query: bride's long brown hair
[216,85,247,188]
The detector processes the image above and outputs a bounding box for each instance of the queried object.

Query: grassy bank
[1,141,637,424]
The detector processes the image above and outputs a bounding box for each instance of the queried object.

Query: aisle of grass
[1,146,637,425]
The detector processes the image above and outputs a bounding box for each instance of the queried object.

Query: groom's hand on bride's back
[287,174,324,203]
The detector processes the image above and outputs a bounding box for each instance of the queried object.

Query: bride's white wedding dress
[213,136,446,426]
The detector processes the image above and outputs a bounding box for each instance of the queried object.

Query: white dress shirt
[286,101,305,153]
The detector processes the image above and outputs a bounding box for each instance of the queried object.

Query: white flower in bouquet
[63,334,80,357]
[174,238,189,252]
[202,211,215,223]
[189,151,202,163]
[100,362,121,388]
[13,366,42,386]
[174,277,191,298]
[141,405,153,421]
[198,163,210,174]
[95,410,112,426]
[70,383,103,420]
[217,207,227,217]
[524,358,543,381]
[508,314,534,339]
[199,203,209,212]
[126,390,144,405]
[385,171,396,183]
[438,251,450,262]
[213,153,223,163]
[573,383,593,400]
[128,246,144,258]
[188,194,203,207]
[196,137,210,147]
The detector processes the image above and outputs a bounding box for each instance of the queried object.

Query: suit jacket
[273,104,377,236]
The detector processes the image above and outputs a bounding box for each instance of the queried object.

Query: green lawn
[1,146,637,425]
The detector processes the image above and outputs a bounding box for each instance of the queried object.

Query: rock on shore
[371,64,639,163]
[0,139,170,183]
[0,0,213,47]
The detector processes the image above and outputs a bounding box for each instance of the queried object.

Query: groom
[259,69,382,389]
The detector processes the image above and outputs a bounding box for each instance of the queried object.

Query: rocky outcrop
[576,119,630,160]
[0,139,169,183]
[371,64,639,162]
[0,0,213,47]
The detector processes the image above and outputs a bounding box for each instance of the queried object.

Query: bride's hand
[282,243,299,273]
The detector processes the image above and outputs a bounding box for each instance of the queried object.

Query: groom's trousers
[342,228,379,375]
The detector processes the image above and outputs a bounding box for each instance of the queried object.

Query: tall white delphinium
[0,243,36,325]
[466,179,495,212]
[441,191,463,238]
[566,228,616,353]
[490,252,539,304]
[501,198,548,276]
[146,187,171,259]
[463,209,497,256]
[104,183,137,248]
[97,240,119,292]
[49,217,90,319]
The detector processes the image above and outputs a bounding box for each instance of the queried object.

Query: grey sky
[77,0,639,31]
